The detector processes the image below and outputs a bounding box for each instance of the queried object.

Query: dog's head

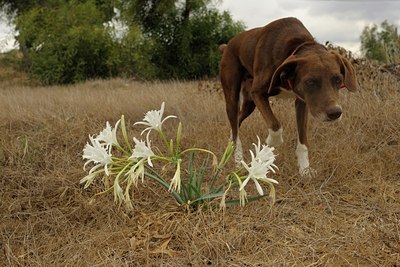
[268,51,358,121]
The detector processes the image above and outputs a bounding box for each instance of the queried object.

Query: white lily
[239,187,247,207]
[220,181,232,211]
[252,136,278,172]
[79,172,97,188]
[83,136,113,175]
[126,159,146,186]
[113,177,125,204]
[96,120,120,152]
[129,137,155,167]
[240,160,278,195]
[134,102,176,138]
[239,137,279,195]
[169,159,181,193]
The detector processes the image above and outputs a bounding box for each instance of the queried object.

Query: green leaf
[218,141,234,169]
[145,170,184,205]
[175,122,182,154]
[191,191,225,204]
[188,184,202,199]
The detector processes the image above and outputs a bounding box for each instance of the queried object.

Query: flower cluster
[238,137,278,204]
[81,102,279,210]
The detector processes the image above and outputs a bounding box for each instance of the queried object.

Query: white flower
[126,159,146,186]
[134,102,176,137]
[96,120,120,152]
[220,181,232,211]
[83,136,113,175]
[239,188,247,207]
[113,177,125,204]
[251,136,277,172]
[239,137,278,195]
[169,159,181,193]
[129,137,155,167]
[79,172,97,188]
[240,160,277,195]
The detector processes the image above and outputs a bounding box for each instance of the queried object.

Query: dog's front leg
[254,96,283,147]
[250,82,283,147]
[295,99,316,177]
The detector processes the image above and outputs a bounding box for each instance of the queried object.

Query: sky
[217,0,400,55]
[1,0,400,54]
[0,14,16,52]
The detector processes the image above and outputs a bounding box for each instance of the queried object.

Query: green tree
[121,0,245,79]
[16,1,120,84]
[360,20,400,63]
[1,0,244,83]
[0,0,115,70]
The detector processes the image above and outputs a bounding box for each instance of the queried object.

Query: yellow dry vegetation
[0,60,399,265]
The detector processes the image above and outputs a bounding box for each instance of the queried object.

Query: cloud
[303,1,400,21]
[217,0,400,54]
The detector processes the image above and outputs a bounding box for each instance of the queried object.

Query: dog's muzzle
[326,106,343,121]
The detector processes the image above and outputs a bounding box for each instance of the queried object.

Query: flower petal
[266,177,279,184]
[169,160,181,192]
[161,115,177,124]
[80,172,97,188]
[239,176,251,191]
[113,177,124,203]
[253,178,264,195]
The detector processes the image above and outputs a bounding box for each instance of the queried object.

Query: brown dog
[219,17,357,176]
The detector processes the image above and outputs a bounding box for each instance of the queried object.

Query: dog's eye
[332,76,343,87]
[304,79,318,88]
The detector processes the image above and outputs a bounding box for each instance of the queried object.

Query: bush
[360,21,400,64]
[12,1,245,84]
[16,1,119,84]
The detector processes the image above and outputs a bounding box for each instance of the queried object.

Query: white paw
[234,137,243,167]
[299,166,317,177]
[295,142,316,177]
[266,128,284,147]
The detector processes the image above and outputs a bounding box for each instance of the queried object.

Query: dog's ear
[268,58,300,94]
[331,52,358,92]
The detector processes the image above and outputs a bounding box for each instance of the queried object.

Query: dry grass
[1,64,399,266]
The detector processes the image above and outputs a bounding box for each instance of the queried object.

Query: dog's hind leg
[220,59,244,164]
[238,79,256,127]
[224,87,243,164]
[238,99,255,127]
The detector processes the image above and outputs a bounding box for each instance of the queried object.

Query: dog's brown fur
[219,17,358,175]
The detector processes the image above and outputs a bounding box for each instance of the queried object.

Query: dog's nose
[326,107,342,120]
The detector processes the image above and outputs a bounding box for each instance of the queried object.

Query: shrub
[16,1,119,84]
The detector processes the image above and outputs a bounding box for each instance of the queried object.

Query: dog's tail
[218,44,227,55]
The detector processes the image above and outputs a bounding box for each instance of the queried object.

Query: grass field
[1,61,399,266]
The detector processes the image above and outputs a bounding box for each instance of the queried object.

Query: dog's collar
[286,79,305,102]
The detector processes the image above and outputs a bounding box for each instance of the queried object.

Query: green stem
[230,172,244,186]
[158,129,174,156]
[175,122,182,155]
[114,143,130,157]
[181,147,216,158]
[182,148,218,176]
